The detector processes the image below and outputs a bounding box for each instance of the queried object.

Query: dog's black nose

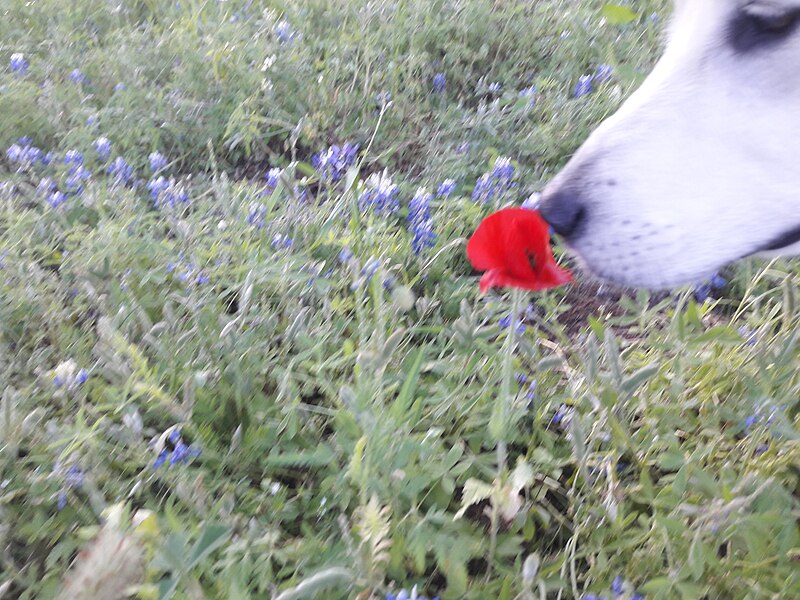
[538,189,586,237]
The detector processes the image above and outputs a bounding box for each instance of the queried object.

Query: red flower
[467,207,573,294]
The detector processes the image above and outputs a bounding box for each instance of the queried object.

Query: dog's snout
[539,189,586,238]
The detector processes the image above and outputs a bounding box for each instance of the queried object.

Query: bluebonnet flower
[36,176,55,196]
[69,68,86,84]
[611,576,624,596]
[263,167,283,194]
[488,81,502,94]
[274,20,297,44]
[358,171,400,215]
[472,156,516,204]
[64,465,84,488]
[519,85,537,107]
[65,165,91,194]
[6,144,23,162]
[499,314,526,335]
[408,187,436,255]
[710,272,727,289]
[437,179,457,198]
[515,373,528,385]
[350,256,382,291]
[47,190,68,208]
[177,265,209,288]
[744,403,784,433]
[551,404,574,427]
[693,282,712,303]
[75,369,89,385]
[375,91,392,108]
[574,75,593,97]
[10,53,29,75]
[23,146,43,164]
[522,192,541,210]
[385,589,439,600]
[52,360,88,389]
[7,140,47,169]
[149,151,167,172]
[694,272,726,302]
[432,72,446,93]
[107,156,135,186]
[153,428,201,469]
[292,185,310,203]
[362,257,381,280]
[338,247,354,264]
[153,449,169,469]
[738,325,758,347]
[93,136,112,160]
[312,142,359,182]
[247,202,267,228]
[86,114,98,126]
[595,64,614,83]
[147,176,189,209]
[408,187,431,223]
[525,379,538,401]
[54,463,84,510]
[271,234,294,250]
[114,82,126,92]
[64,149,84,168]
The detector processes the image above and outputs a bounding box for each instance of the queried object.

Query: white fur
[543,0,800,288]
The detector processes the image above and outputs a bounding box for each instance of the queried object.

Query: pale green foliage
[0,1,798,600]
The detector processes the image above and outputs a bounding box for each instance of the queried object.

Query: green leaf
[455,478,493,519]
[187,524,232,569]
[642,577,673,594]
[604,329,623,386]
[621,363,659,394]
[536,355,563,371]
[688,531,705,580]
[157,577,179,600]
[390,347,425,421]
[602,4,639,25]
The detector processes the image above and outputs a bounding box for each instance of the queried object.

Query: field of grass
[1,1,798,598]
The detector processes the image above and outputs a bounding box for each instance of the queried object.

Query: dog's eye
[730,8,800,52]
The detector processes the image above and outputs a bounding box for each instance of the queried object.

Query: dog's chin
[564,242,723,290]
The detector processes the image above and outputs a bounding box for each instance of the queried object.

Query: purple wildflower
[574,75,593,97]
[10,53,29,75]
[107,157,135,186]
[264,167,283,194]
[93,137,112,161]
[69,68,86,84]
[247,202,267,228]
[437,179,457,198]
[358,171,400,215]
[433,72,446,93]
[595,64,614,83]
[408,188,436,254]
[312,142,359,182]
[148,152,167,172]
[472,157,516,204]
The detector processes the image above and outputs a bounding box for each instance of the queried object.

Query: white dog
[539,0,800,288]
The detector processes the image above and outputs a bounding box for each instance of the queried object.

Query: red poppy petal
[468,207,573,293]
[467,213,505,271]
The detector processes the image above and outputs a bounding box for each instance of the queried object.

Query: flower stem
[487,287,522,580]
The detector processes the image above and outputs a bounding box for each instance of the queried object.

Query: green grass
[1,1,798,599]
